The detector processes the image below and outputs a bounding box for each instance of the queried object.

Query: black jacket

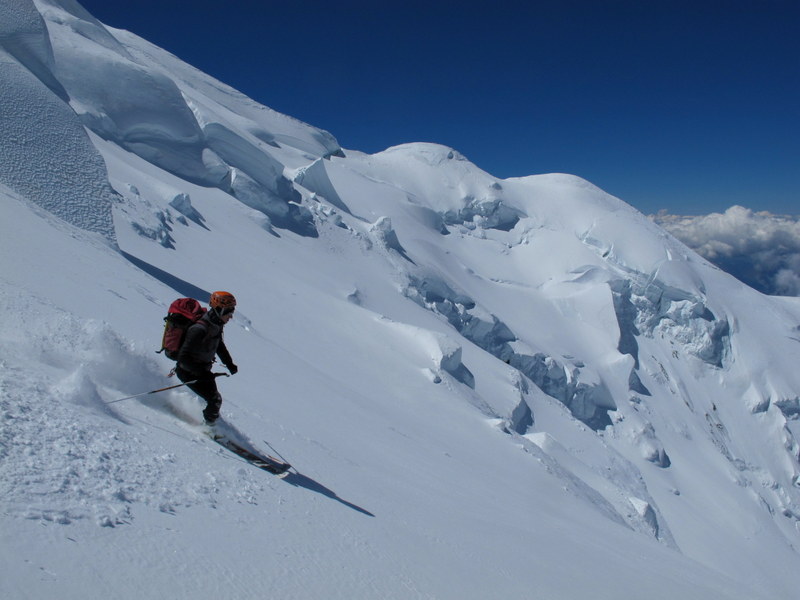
[177,312,233,375]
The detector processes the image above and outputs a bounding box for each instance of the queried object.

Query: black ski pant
[175,366,222,421]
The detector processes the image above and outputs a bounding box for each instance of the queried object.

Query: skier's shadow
[282,472,375,518]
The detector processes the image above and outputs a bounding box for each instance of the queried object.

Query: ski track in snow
[0,291,274,528]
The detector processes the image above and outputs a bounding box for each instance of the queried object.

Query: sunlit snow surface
[1,1,799,598]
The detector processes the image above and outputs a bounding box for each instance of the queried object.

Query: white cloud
[652,206,800,296]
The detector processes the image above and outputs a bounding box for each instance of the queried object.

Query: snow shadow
[121,251,211,300]
[193,420,374,517]
[169,193,209,230]
[282,472,375,518]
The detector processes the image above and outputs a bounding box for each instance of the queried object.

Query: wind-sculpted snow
[357,143,523,231]
[0,0,66,98]
[403,271,617,430]
[0,0,116,239]
[293,157,351,214]
[201,121,317,236]
[20,0,334,238]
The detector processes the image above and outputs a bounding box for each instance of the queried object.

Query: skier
[175,291,239,424]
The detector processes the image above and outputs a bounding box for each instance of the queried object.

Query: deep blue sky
[77,0,798,216]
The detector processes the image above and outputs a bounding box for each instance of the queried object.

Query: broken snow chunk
[643,445,672,468]
[629,284,731,368]
[631,421,672,467]
[629,497,660,537]
[169,193,206,228]
[383,319,474,388]
[432,336,474,388]
[370,216,392,234]
[369,217,412,260]
[441,196,521,231]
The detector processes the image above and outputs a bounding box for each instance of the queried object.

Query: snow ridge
[0,0,116,239]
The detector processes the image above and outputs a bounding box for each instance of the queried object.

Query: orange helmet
[209,291,236,311]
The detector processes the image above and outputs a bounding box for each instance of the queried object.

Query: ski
[207,432,292,477]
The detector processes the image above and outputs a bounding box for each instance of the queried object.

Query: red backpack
[158,298,207,360]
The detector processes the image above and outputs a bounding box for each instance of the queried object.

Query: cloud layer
[653,206,800,296]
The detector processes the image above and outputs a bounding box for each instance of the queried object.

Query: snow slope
[2,1,800,598]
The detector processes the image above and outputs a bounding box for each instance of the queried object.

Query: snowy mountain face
[2,1,800,598]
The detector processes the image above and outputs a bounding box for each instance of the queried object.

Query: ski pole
[263,438,291,467]
[106,373,229,404]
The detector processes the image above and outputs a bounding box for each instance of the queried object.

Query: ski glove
[227,363,239,375]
